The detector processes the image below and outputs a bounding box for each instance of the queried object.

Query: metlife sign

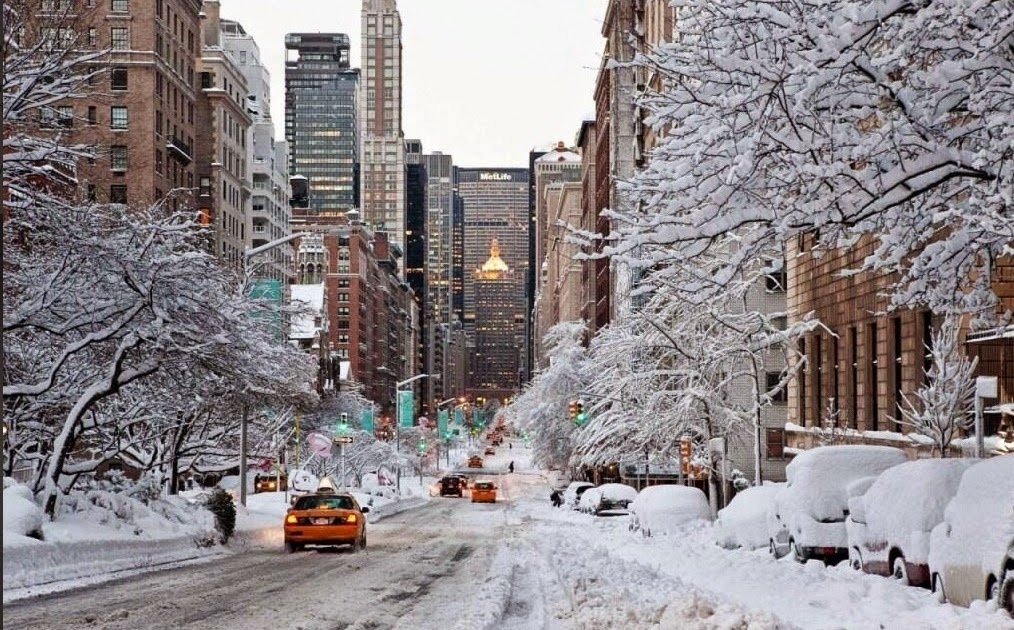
[479,172,513,182]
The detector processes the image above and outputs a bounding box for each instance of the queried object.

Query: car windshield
[294,495,355,511]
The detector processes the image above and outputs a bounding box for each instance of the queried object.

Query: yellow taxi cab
[471,481,497,503]
[283,492,369,552]
[467,455,484,468]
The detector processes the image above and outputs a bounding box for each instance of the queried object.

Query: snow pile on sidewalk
[3,477,224,596]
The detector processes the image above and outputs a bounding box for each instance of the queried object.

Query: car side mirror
[361,506,370,514]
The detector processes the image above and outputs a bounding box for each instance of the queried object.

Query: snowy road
[2,494,510,630]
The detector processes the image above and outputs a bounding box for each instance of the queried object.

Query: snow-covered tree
[3,202,316,513]
[509,321,590,469]
[898,317,978,457]
[604,0,1012,320]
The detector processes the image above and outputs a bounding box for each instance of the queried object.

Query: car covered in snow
[928,454,1014,614]
[768,445,908,564]
[562,481,594,509]
[630,484,711,537]
[715,483,784,550]
[846,458,974,586]
[579,483,638,516]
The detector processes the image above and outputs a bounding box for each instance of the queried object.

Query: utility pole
[239,403,249,507]
[395,374,429,493]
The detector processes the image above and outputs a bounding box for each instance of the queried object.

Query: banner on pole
[306,432,332,458]
[398,390,414,428]
[361,408,374,434]
[438,410,449,436]
[454,408,463,426]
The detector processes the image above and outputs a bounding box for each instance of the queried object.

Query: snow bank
[631,485,711,537]
[715,483,783,550]
[452,545,514,630]
[3,481,44,543]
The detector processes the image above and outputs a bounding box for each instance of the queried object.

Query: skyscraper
[423,151,455,400]
[360,0,406,269]
[405,139,428,408]
[284,33,359,212]
[455,167,529,392]
[473,239,519,399]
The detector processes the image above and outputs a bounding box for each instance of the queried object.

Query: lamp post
[237,232,310,507]
[395,374,429,492]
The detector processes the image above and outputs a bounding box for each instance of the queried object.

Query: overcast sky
[221,0,607,167]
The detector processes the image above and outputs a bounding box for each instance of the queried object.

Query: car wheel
[931,573,946,603]
[1000,572,1014,615]
[986,575,998,604]
[789,540,805,563]
[285,541,302,554]
[892,555,910,585]
[849,547,862,572]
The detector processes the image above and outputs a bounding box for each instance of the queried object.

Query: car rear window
[294,495,355,511]
[474,482,493,490]
[442,477,460,486]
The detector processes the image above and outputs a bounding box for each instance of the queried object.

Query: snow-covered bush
[3,481,44,541]
[204,488,236,544]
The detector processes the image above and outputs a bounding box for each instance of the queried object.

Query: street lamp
[395,374,429,492]
[236,232,310,508]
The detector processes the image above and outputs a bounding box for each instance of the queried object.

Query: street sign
[333,435,354,444]
[398,390,414,428]
[361,408,374,434]
[438,410,449,436]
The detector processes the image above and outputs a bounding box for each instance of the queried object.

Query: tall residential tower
[360,0,406,270]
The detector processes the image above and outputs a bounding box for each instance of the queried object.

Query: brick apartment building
[786,235,1014,454]
[56,0,202,208]
[290,209,420,416]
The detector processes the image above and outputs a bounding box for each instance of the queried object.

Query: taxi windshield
[294,495,355,511]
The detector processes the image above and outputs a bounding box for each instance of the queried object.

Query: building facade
[284,32,359,212]
[577,119,609,336]
[473,239,519,400]
[786,236,1014,456]
[289,209,418,413]
[59,0,201,209]
[196,1,251,269]
[359,0,406,266]
[221,18,292,284]
[404,139,428,409]
[423,151,456,400]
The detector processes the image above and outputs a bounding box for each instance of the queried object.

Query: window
[766,428,785,459]
[891,317,902,431]
[798,338,807,426]
[87,184,96,201]
[868,322,879,431]
[200,71,213,89]
[57,105,73,127]
[111,0,128,12]
[109,185,127,204]
[87,106,97,125]
[154,149,163,174]
[110,68,127,90]
[110,145,127,171]
[765,372,787,403]
[766,264,787,292]
[338,293,349,302]
[88,27,97,47]
[155,110,162,135]
[771,315,788,331]
[110,106,127,129]
[110,27,129,50]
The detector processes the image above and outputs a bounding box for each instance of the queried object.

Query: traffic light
[336,412,350,436]
[417,438,426,454]
[574,400,588,426]
[567,400,578,421]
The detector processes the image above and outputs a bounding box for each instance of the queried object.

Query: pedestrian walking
[550,489,562,508]
[508,461,515,474]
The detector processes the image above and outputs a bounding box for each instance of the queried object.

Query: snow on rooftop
[289,283,324,340]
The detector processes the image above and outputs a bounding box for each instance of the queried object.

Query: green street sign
[398,390,414,428]
[438,410,449,436]
[361,408,374,434]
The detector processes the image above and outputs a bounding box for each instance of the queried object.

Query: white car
[769,445,907,563]
[578,486,602,513]
[846,458,974,586]
[715,483,783,550]
[928,454,1014,614]
[563,481,594,510]
[630,485,711,537]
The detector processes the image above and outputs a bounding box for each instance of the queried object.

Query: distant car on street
[254,473,286,493]
[471,481,497,503]
[467,455,484,468]
[484,446,495,456]
[439,476,464,497]
[283,492,369,553]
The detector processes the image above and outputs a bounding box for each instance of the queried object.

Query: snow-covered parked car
[563,481,594,510]
[630,485,711,537]
[3,481,44,542]
[585,483,638,516]
[846,458,974,587]
[928,454,1014,614]
[715,483,783,550]
[769,445,907,564]
[578,486,602,513]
